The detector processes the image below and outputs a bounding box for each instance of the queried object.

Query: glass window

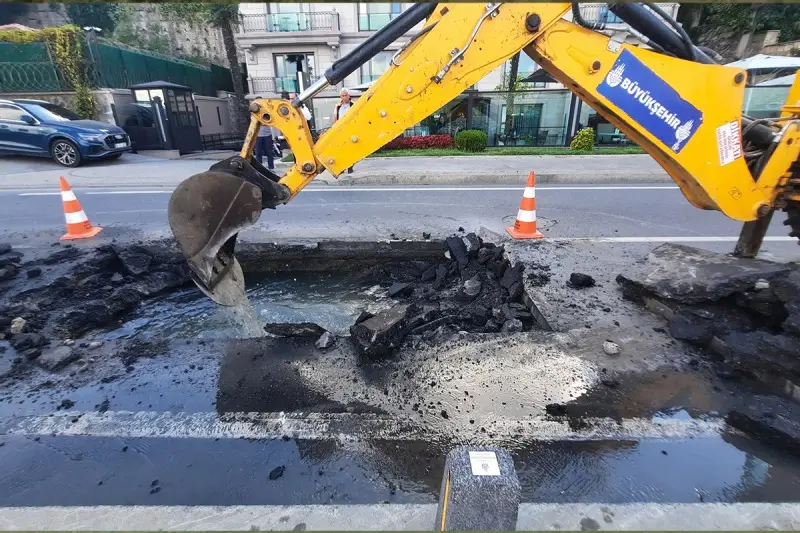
[359,3,402,31]
[149,89,165,104]
[360,50,393,84]
[134,90,151,103]
[274,53,314,93]
[21,103,79,122]
[0,104,26,122]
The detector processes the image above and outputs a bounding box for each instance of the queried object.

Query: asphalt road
[2,184,797,260]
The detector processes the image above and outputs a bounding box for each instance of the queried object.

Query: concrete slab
[616,243,794,304]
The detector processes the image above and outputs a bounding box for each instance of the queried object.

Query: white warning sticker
[716,120,743,166]
[468,451,501,476]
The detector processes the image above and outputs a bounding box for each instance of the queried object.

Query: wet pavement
[2,238,800,518]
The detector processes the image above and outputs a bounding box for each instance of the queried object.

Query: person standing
[332,88,354,174]
[252,96,275,170]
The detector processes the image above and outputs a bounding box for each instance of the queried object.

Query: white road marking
[3,503,800,531]
[0,411,726,442]
[14,185,679,197]
[554,236,797,243]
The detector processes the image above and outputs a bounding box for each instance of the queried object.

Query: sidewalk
[0,153,670,190]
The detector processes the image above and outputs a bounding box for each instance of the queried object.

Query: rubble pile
[347,233,544,359]
[616,243,800,380]
[617,243,800,453]
[0,242,189,377]
[260,233,546,359]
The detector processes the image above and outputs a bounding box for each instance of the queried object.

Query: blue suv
[0,99,130,167]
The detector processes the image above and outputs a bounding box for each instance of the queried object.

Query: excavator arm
[168,2,800,305]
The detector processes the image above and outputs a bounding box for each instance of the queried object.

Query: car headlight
[78,133,104,142]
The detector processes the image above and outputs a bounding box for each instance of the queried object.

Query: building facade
[236,3,679,139]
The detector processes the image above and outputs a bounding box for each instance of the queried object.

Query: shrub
[570,127,595,151]
[383,134,453,150]
[454,130,488,152]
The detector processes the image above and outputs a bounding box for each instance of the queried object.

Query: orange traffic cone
[60,177,102,241]
[506,171,544,240]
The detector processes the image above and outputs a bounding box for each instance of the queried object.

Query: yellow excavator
[168,2,800,306]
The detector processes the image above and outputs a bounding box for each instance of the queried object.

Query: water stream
[92,272,392,340]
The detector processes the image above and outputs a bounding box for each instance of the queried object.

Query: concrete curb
[3,503,799,530]
[313,172,672,186]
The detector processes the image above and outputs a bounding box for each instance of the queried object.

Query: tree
[64,3,119,33]
[679,4,800,62]
[208,4,249,136]
[503,52,521,142]
[159,3,249,135]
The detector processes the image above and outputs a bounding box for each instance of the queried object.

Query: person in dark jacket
[252,96,275,169]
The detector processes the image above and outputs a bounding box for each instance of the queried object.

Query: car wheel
[51,139,82,167]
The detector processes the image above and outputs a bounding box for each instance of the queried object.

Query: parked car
[0,99,131,167]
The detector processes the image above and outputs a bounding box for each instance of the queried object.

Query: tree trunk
[220,18,249,136]
[503,52,520,145]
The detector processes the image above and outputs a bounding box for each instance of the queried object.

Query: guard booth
[120,81,202,155]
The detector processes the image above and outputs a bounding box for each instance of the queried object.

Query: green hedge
[454,129,488,152]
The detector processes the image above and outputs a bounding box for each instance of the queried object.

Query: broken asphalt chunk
[445,236,469,269]
[264,322,327,338]
[568,272,595,288]
[350,303,420,359]
[727,395,800,457]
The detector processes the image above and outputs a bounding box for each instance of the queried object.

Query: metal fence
[0,42,68,92]
[0,39,232,97]
[88,40,218,96]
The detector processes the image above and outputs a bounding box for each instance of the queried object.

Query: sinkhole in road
[92,271,394,341]
[88,238,544,344]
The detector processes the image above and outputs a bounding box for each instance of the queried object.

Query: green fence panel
[0,42,63,92]
[0,42,51,63]
[0,39,228,96]
[211,64,233,93]
[93,43,128,87]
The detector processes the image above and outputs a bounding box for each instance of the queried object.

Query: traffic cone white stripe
[516,209,537,223]
[61,190,77,201]
[65,210,89,224]
[523,187,536,199]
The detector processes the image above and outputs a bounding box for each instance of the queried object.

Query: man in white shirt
[332,88,354,174]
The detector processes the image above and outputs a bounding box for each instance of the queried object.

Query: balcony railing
[250,77,277,94]
[239,12,339,33]
[579,3,680,27]
[358,12,400,31]
[250,76,322,95]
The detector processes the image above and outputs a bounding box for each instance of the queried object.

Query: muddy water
[92,272,391,340]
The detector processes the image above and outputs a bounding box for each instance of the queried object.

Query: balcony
[579,3,680,28]
[358,12,400,32]
[250,76,327,96]
[240,12,340,33]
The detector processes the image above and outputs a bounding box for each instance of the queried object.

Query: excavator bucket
[168,170,263,306]
[168,156,291,306]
